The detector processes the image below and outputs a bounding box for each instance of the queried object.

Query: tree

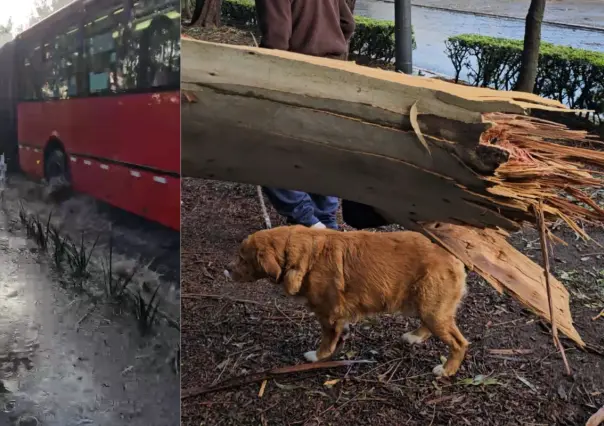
[0,18,13,47]
[346,0,356,13]
[24,0,73,29]
[184,0,222,27]
[515,0,546,93]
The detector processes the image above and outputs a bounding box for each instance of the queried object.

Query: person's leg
[262,187,321,227]
[310,194,340,230]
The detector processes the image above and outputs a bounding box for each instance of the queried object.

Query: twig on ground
[592,308,604,321]
[182,292,266,306]
[536,201,571,376]
[181,359,374,399]
[76,304,97,331]
[256,186,272,229]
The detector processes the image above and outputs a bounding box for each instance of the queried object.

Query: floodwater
[0,190,179,425]
[356,0,604,77]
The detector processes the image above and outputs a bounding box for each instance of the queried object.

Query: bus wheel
[44,149,71,194]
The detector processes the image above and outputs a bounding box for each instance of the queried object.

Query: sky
[1,0,37,33]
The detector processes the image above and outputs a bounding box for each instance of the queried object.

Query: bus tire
[44,148,71,192]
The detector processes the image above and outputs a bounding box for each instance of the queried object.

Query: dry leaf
[323,379,341,388]
[273,381,299,391]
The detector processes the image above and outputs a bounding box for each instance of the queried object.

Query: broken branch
[536,201,571,376]
[181,359,374,400]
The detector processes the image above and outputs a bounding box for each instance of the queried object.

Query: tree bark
[184,0,221,27]
[183,0,191,20]
[515,0,546,93]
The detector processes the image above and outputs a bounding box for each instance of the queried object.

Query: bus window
[21,45,43,101]
[122,0,179,91]
[84,6,124,95]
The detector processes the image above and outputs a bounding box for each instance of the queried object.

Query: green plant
[445,34,604,112]
[49,225,67,270]
[102,232,137,299]
[221,0,257,27]
[133,284,161,336]
[66,232,99,287]
[220,0,415,65]
[349,16,416,64]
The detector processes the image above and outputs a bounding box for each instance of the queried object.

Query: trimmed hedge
[446,34,604,113]
[221,0,415,65]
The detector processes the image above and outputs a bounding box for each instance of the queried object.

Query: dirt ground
[180,179,604,426]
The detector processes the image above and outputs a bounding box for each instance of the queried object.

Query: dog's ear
[281,230,315,296]
[256,247,282,281]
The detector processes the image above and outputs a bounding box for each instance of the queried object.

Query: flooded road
[356,0,604,77]
[0,185,179,425]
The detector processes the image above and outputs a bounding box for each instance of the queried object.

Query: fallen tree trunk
[181,39,602,345]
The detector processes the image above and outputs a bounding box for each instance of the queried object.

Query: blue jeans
[262,187,339,229]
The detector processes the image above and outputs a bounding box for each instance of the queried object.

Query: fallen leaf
[458,374,501,386]
[323,379,341,388]
[345,350,357,359]
[558,384,568,401]
[273,381,299,391]
[515,374,537,393]
[216,358,230,370]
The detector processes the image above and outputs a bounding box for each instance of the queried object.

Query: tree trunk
[182,39,604,348]
[183,0,191,20]
[185,0,221,27]
[200,0,221,27]
[345,0,356,13]
[515,0,546,93]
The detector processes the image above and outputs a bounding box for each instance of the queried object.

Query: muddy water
[0,214,179,425]
[356,0,604,77]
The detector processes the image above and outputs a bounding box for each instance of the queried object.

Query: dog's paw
[303,351,319,362]
[432,364,446,377]
[341,324,351,341]
[402,331,425,345]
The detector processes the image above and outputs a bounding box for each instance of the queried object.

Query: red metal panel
[17,91,180,230]
[17,91,180,173]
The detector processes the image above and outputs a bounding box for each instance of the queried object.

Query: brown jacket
[256,0,355,58]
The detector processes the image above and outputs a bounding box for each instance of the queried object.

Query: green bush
[446,34,604,113]
[221,0,415,65]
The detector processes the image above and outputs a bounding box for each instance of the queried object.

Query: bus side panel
[18,146,44,178]
[17,91,180,174]
[69,155,180,230]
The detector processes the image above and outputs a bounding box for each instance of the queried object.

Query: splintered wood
[421,223,584,347]
[481,113,604,238]
[182,39,604,346]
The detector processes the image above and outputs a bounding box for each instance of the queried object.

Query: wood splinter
[536,200,571,376]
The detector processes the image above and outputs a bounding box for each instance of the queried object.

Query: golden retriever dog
[225,225,469,377]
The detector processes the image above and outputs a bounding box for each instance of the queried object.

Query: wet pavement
[356,0,604,77]
[0,199,179,425]
[410,0,604,29]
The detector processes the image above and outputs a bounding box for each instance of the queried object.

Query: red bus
[0,0,180,230]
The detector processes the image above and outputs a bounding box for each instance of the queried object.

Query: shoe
[310,222,326,229]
